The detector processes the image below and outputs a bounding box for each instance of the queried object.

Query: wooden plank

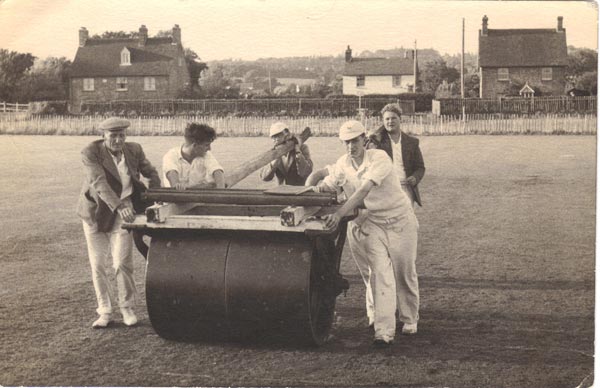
[224,126,312,188]
[126,214,331,233]
[145,202,200,223]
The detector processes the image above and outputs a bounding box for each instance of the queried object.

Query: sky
[0,0,597,62]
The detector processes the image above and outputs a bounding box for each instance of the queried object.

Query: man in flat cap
[77,117,160,328]
[259,122,313,186]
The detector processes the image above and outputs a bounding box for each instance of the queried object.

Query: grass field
[0,135,595,387]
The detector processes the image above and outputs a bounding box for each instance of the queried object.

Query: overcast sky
[0,0,597,61]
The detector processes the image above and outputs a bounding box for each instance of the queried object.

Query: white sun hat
[269,122,288,137]
[338,120,365,140]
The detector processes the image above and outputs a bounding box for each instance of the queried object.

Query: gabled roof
[343,57,414,76]
[479,29,568,67]
[70,37,181,77]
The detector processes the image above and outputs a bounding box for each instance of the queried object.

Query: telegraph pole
[461,18,465,99]
[461,18,466,122]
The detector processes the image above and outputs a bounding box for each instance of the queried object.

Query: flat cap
[99,117,130,131]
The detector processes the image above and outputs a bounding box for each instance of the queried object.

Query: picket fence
[0,101,30,113]
[0,113,596,136]
[433,96,597,115]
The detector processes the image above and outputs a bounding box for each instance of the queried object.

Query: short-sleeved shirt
[322,149,412,219]
[162,146,223,188]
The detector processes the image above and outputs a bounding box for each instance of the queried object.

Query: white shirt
[110,152,133,199]
[391,136,407,182]
[162,146,223,187]
[321,149,413,219]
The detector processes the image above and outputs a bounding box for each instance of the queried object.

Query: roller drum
[145,229,339,345]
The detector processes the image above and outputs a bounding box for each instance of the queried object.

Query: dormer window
[120,47,131,66]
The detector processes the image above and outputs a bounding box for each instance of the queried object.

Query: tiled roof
[343,57,415,76]
[479,29,568,67]
[70,37,180,77]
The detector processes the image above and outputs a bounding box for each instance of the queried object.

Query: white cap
[338,120,365,140]
[269,122,288,137]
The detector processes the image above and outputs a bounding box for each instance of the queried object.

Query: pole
[461,18,465,99]
[413,40,418,92]
[461,18,466,121]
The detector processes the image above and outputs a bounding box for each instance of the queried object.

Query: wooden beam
[224,126,312,188]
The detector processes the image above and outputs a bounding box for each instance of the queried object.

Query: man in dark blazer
[366,103,425,207]
[77,117,160,328]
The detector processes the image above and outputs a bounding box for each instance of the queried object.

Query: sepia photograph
[0,0,597,387]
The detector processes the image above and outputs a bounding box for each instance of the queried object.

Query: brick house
[342,46,418,95]
[69,25,191,113]
[478,16,568,98]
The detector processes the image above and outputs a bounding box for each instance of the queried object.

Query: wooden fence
[433,96,597,116]
[79,97,416,116]
[0,113,595,136]
[0,102,30,113]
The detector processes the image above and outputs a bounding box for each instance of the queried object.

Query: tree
[575,71,597,95]
[566,47,597,77]
[184,48,208,88]
[16,57,71,101]
[0,49,35,102]
[198,64,239,98]
[419,59,459,94]
[90,31,139,39]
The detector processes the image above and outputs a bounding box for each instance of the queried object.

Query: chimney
[481,15,488,36]
[79,27,88,47]
[557,16,564,32]
[172,24,181,45]
[345,45,352,62]
[138,25,148,47]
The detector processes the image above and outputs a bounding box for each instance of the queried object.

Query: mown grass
[0,135,595,387]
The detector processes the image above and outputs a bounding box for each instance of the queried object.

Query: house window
[356,75,365,87]
[120,48,131,66]
[541,68,553,81]
[497,68,509,81]
[83,78,94,91]
[392,75,401,87]
[144,77,156,91]
[116,77,128,91]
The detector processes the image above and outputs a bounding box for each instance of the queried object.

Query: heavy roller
[124,128,352,346]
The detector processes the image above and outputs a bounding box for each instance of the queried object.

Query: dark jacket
[366,127,425,206]
[259,143,313,186]
[77,140,161,232]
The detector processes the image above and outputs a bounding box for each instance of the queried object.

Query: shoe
[373,338,394,347]
[92,314,112,328]
[402,323,417,335]
[121,308,138,326]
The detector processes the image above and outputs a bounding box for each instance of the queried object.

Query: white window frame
[144,77,156,91]
[392,75,402,87]
[541,67,553,81]
[497,68,509,81]
[116,77,128,91]
[120,48,131,66]
[356,75,365,88]
[83,78,94,91]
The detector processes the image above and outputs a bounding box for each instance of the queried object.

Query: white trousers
[82,212,137,315]
[348,212,420,340]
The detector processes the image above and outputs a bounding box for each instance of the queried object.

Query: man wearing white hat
[77,117,160,328]
[259,122,313,186]
[314,120,419,346]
